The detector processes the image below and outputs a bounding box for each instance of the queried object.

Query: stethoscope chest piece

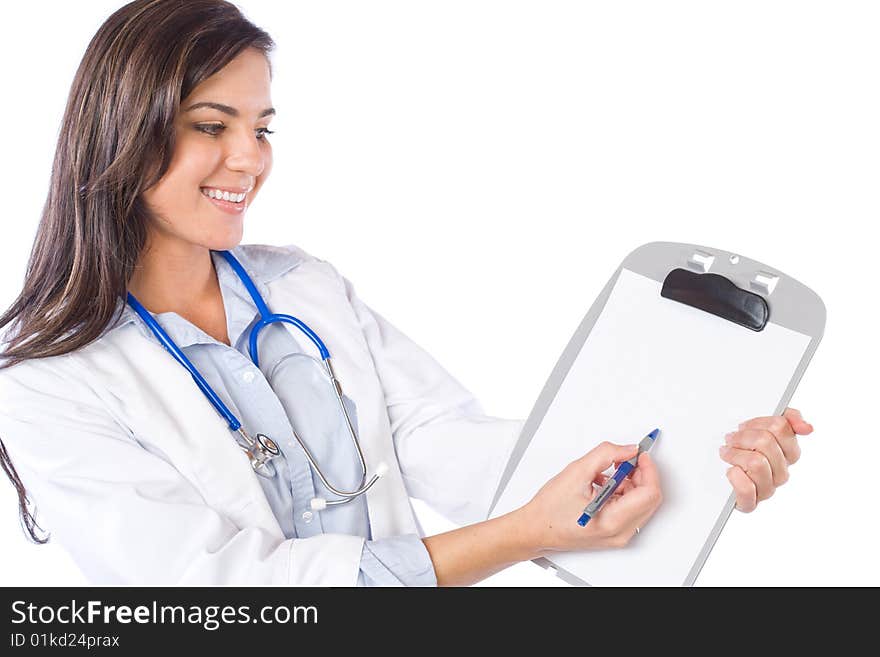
[237,428,281,478]
[257,433,280,456]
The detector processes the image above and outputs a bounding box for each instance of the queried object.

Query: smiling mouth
[200,188,248,214]
[200,188,248,204]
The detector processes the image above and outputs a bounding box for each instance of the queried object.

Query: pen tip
[648,428,660,440]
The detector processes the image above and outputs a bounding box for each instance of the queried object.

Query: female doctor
[0,0,814,586]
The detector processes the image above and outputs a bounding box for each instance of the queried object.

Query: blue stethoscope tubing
[126,250,384,509]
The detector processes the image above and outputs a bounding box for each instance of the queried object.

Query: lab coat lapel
[72,325,283,536]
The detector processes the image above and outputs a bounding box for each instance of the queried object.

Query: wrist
[422,506,546,586]
[500,503,547,562]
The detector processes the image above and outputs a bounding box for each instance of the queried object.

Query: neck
[128,232,221,314]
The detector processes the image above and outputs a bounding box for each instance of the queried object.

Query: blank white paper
[490,268,811,586]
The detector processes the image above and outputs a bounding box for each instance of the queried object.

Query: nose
[223,127,268,178]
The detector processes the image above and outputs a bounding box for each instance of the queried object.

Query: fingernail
[724,432,734,442]
[719,445,729,455]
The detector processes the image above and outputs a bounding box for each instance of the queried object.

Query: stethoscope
[126,250,387,511]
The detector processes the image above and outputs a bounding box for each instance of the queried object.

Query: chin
[203,227,244,252]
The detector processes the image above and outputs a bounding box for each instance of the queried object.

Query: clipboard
[487,241,825,586]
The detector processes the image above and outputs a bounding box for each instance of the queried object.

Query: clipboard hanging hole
[750,271,780,296]
[687,250,715,273]
[729,254,740,265]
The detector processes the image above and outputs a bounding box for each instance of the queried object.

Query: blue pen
[577,428,660,526]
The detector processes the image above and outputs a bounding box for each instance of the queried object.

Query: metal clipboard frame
[487,241,826,586]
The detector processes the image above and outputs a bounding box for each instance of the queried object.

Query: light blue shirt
[114,246,437,586]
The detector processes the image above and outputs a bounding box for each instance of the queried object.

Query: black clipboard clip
[660,268,769,332]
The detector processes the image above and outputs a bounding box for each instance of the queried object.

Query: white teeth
[202,188,246,203]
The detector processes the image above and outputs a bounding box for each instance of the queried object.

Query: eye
[195,124,275,140]
[195,124,224,136]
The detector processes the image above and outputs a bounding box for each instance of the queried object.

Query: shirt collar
[106,243,304,345]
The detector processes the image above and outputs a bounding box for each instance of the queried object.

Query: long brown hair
[0,0,275,543]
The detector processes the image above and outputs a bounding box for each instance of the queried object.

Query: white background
[1,1,877,586]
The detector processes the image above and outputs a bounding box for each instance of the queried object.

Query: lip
[201,189,248,215]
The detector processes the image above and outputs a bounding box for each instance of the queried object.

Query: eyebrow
[183,101,276,118]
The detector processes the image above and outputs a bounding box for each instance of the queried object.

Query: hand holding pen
[578,429,660,527]
[518,436,663,554]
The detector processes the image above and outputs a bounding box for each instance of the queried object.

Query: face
[141,47,274,252]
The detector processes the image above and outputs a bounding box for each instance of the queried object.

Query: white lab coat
[0,245,524,585]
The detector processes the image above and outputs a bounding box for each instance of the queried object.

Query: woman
[0,0,813,586]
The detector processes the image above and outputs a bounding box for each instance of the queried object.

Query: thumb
[574,441,639,479]
[784,407,814,435]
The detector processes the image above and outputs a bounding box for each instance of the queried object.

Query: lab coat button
[242,370,256,383]
[301,511,314,523]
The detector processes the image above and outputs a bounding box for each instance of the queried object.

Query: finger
[608,454,662,513]
[734,416,801,464]
[575,441,639,479]
[740,411,813,438]
[592,473,634,496]
[727,466,757,512]
[725,429,790,486]
[628,452,660,490]
[783,407,814,435]
[719,445,774,501]
[593,457,635,486]
[738,415,795,440]
[601,478,663,529]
